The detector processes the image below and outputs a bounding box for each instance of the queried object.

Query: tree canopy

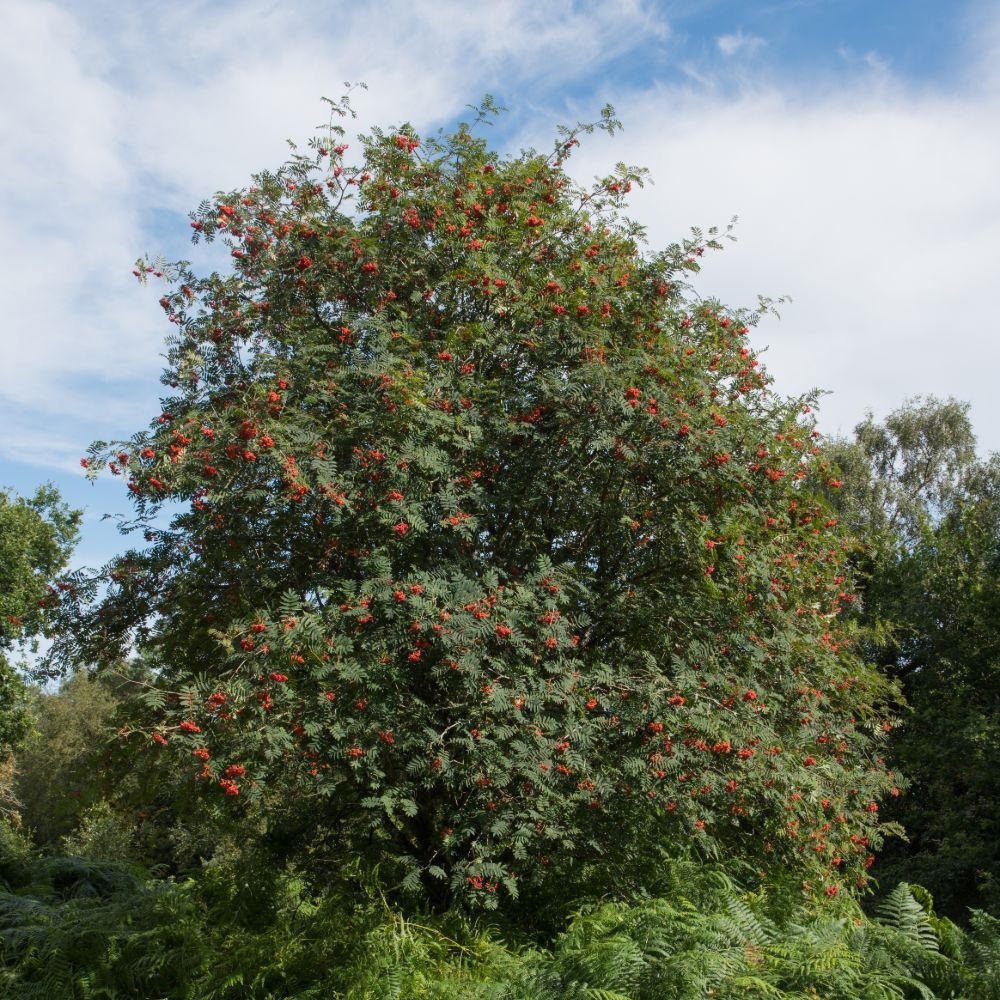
[55,97,898,908]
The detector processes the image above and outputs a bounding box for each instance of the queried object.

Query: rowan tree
[58,97,898,908]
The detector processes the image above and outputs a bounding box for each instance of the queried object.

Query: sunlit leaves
[54,97,899,908]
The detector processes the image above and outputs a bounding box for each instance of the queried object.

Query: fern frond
[877,883,940,953]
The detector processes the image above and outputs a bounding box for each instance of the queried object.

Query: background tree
[0,483,80,804]
[826,397,1000,917]
[55,97,897,909]
[13,672,126,850]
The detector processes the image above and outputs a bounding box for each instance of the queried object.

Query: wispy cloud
[836,46,892,81]
[2,0,999,481]
[3,0,1000,580]
[716,30,767,57]
[0,0,666,467]
[560,64,1000,447]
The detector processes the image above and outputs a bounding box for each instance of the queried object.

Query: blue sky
[1,0,998,574]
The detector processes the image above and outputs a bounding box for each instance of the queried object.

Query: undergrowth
[2,823,999,999]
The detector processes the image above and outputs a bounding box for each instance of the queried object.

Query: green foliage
[0,851,203,999]
[15,673,125,849]
[0,667,31,769]
[827,397,1000,916]
[829,396,977,551]
[0,483,80,654]
[3,849,1000,999]
[51,95,899,909]
[959,910,1000,996]
[0,823,33,891]
[0,484,80,757]
[3,97,994,1000]
[12,666,242,877]
[47,97,904,908]
[0,757,20,827]
[878,882,940,952]
[60,801,138,863]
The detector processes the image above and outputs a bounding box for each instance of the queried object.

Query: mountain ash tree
[57,97,898,907]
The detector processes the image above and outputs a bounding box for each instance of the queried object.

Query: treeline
[827,398,1000,918]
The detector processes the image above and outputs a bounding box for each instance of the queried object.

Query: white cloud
[559,71,1000,450]
[2,0,1000,486]
[716,30,766,58]
[0,0,666,466]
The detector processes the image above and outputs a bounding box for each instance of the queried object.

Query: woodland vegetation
[1,96,998,998]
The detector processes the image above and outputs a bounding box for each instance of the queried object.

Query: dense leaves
[3,843,1000,999]
[14,673,126,849]
[828,398,1000,917]
[0,484,79,759]
[0,484,80,654]
[51,97,899,907]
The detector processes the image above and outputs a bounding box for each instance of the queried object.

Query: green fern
[878,883,941,953]
[4,843,1000,999]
